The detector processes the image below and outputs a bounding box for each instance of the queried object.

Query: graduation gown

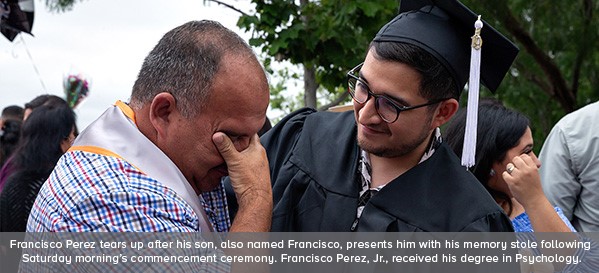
[261,108,513,232]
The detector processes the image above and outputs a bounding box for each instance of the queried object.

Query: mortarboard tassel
[461,15,483,168]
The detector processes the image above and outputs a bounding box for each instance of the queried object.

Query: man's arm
[539,125,581,220]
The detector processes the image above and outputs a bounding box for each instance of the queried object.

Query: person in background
[445,98,575,232]
[0,105,24,166]
[0,119,21,167]
[447,98,598,273]
[0,103,77,231]
[539,101,599,232]
[0,95,69,192]
[260,0,518,232]
[0,105,24,128]
[22,95,66,120]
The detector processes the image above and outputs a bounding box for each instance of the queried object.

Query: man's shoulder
[548,101,599,151]
[280,108,355,141]
[30,151,199,232]
[423,144,505,216]
[436,145,496,197]
[59,150,144,184]
[261,108,356,158]
[269,107,353,131]
[43,151,181,205]
[557,101,599,129]
[304,108,355,125]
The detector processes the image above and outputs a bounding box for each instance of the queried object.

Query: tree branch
[318,91,350,111]
[513,62,552,93]
[570,0,594,96]
[203,0,249,16]
[482,1,576,112]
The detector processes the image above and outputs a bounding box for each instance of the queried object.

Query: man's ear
[431,98,459,128]
[149,92,178,140]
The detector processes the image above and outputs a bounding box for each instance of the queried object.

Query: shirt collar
[359,127,442,192]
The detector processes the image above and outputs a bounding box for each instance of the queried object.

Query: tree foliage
[47,0,599,147]
[44,0,85,13]
[227,0,599,148]
[461,0,599,147]
[234,0,398,110]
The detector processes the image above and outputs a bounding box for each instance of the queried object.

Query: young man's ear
[149,92,178,140]
[431,98,459,128]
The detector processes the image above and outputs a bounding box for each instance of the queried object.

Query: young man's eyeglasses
[347,63,450,123]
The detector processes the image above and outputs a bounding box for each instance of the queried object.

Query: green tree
[212,0,598,148]
[209,0,398,111]
[462,0,599,147]
[48,0,599,147]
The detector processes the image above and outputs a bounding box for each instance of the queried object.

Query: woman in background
[0,103,76,231]
[445,98,590,272]
[0,94,71,192]
[445,98,574,232]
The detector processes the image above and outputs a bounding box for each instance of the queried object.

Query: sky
[0,0,256,130]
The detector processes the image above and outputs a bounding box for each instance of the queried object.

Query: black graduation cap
[373,0,520,168]
[373,0,519,94]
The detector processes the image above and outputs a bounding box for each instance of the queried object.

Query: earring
[489,169,496,177]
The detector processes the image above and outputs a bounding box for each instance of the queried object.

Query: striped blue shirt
[27,150,230,232]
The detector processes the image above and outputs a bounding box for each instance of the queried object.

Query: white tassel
[461,15,483,168]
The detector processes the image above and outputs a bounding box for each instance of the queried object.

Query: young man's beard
[357,116,433,158]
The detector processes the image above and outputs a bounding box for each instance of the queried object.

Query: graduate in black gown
[260,0,521,232]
